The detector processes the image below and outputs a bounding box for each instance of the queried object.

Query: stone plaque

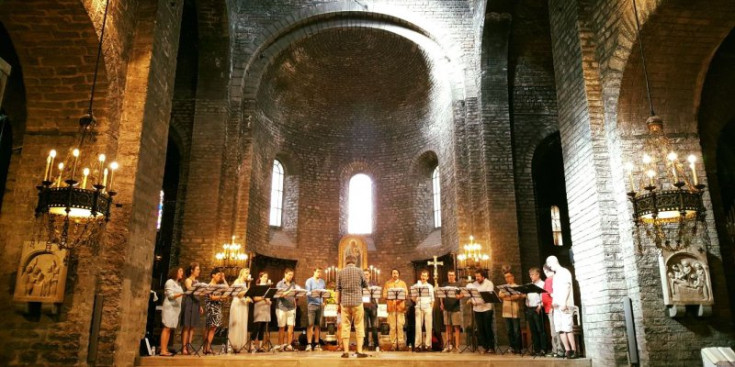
[659,249,713,317]
[13,241,68,303]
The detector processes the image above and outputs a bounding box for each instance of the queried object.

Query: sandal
[159,352,174,357]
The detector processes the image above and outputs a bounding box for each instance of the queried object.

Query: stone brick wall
[507,0,560,281]
[549,0,735,365]
[0,0,183,365]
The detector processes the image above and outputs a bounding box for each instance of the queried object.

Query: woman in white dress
[229,268,252,353]
[160,267,184,356]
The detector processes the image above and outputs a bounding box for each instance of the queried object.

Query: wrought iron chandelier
[625,0,706,252]
[457,235,489,272]
[34,0,118,250]
[215,236,248,270]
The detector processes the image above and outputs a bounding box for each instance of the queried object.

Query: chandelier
[625,0,706,253]
[457,235,489,271]
[215,236,248,270]
[33,0,118,250]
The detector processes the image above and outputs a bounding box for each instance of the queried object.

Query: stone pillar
[547,0,628,364]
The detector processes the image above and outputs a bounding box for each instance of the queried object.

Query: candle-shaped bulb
[102,168,108,188]
[50,150,57,158]
[97,154,106,185]
[688,155,698,185]
[82,168,90,189]
[108,162,118,191]
[56,162,64,187]
[646,169,656,187]
[642,154,652,164]
[71,149,80,180]
[687,155,697,164]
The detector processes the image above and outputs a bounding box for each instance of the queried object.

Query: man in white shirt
[546,256,577,359]
[526,267,548,356]
[412,269,434,351]
[466,270,495,353]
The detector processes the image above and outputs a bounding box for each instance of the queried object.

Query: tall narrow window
[551,205,563,246]
[157,190,164,231]
[432,167,441,228]
[348,174,373,234]
[269,160,284,227]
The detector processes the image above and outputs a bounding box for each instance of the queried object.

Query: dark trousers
[504,317,521,351]
[526,308,548,353]
[363,306,379,347]
[251,322,268,341]
[474,310,495,350]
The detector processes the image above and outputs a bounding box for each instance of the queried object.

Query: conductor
[336,255,369,358]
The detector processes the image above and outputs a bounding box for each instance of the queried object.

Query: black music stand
[495,284,528,356]
[502,283,546,357]
[437,286,461,350]
[258,287,278,352]
[185,282,210,357]
[410,285,433,351]
[386,288,406,350]
[460,288,501,353]
[362,286,382,350]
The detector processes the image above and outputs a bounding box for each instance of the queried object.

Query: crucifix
[428,255,444,287]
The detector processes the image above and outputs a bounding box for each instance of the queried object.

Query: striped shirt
[337,264,367,307]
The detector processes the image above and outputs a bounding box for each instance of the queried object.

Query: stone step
[136,352,592,367]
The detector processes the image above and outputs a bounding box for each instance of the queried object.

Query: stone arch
[240,5,467,104]
[697,28,735,318]
[0,0,113,133]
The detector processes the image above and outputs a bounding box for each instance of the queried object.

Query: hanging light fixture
[215,236,248,271]
[457,235,490,272]
[625,0,707,252]
[34,0,119,250]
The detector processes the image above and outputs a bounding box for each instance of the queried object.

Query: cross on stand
[428,255,444,287]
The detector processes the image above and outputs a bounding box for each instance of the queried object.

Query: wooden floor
[137,351,592,367]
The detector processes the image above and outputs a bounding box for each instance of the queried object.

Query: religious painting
[13,242,68,303]
[338,235,368,270]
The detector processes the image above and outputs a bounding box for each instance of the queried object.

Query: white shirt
[552,267,575,311]
[525,279,545,308]
[412,281,434,311]
[467,278,494,312]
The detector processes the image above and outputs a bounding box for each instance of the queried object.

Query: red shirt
[542,277,553,313]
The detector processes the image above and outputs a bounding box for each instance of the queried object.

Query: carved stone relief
[13,242,68,303]
[659,250,713,318]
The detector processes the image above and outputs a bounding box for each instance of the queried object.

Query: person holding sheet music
[181,262,203,355]
[383,269,408,350]
[203,268,229,355]
[499,271,524,354]
[229,268,252,353]
[467,270,495,354]
[362,269,380,351]
[275,268,300,351]
[305,267,325,352]
[412,269,435,351]
[251,271,272,352]
[440,270,463,353]
[159,267,184,356]
[526,267,548,356]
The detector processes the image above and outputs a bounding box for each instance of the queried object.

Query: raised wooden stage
[136,352,592,367]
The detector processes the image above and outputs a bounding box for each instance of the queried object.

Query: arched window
[269,160,284,227]
[432,167,441,228]
[550,205,563,246]
[348,174,373,234]
[157,190,164,231]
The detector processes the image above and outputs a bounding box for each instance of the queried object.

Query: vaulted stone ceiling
[257,27,437,138]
